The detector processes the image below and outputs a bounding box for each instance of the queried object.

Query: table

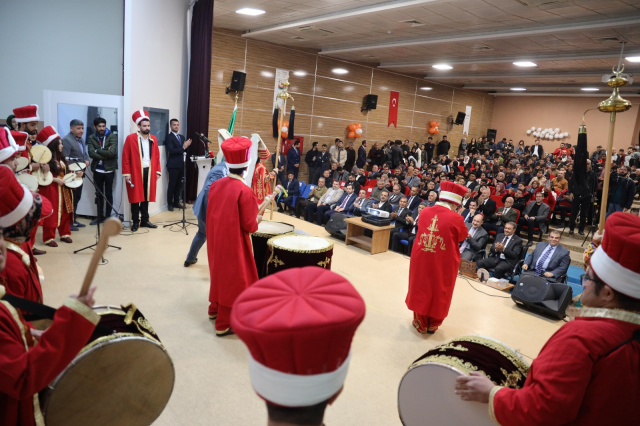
[344,217,395,255]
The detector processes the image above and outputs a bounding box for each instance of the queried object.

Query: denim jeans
[186,217,206,262]
[606,203,624,218]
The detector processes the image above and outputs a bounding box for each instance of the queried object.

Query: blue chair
[292,181,307,207]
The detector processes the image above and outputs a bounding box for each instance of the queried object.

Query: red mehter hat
[231,267,366,407]
[257,136,270,160]
[590,212,640,299]
[13,104,40,123]
[439,181,468,206]
[0,127,19,163]
[132,109,150,125]
[221,136,253,168]
[36,126,60,147]
[0,165,34,228]
[10,131,28,152]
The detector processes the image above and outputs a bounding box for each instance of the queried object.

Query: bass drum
[265,234,333,276]
[39,304,175,426]
[251,221,295,278]
[398,335,530,426]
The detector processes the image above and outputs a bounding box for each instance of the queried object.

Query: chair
[366,187,374,197]
[486,209,520,242]
[483,240,531,284]
[490,195,504,208]
[339,180,347,189]
[404,186,411,196]
[520,198,556,242]
[292,181,307,207]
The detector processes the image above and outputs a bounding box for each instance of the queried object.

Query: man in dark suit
[271,151,287,186]
[349,189,372,216]
[305,142,319,185]
[391,140,404,169]
[391,201,426,253]
[389,196,412,244]
[476,222,523,279]
[277,171,300,214]
[372,190,393,213]
[324,184,356,221]
[388,184,404,206]
[460,214,489,261]
[521,230,571,281]
[315,144,331,184]
[517,192,550,243]
[424,137,435,164]
[437,136,450,157]
[476,187,497,218]
[483,197,518,235]
[287,140,301,179]
[62,119,90,229]
[357,140,368,169]
[406,186,422,212]
[165,119,192,211]
[460,200,479,224]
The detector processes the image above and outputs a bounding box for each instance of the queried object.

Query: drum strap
[601,330,640,359]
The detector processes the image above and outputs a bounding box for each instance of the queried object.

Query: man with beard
[88,117,118,224]
[122,110,161,232]
[12,105,48,178]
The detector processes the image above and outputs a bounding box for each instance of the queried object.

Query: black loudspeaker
[511,275,573,320]
[325,213,348,240]
[226,71,246,93]
[487,128,497,140]
[361,94,378,112]
[454,111,466,125]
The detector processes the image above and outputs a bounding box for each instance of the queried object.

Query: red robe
[0,292,98,426]
[251,162,271,205]
[0,241,43,305]
[38,161,73,242]
[206,175,259,318]
[490,308,640,426]
[122,132,161,203]
[406,204,467,321]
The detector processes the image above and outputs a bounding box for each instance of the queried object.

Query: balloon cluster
[428,120,440,134]
[278,120,290,137]
[347,123,363,139]
[526,126,569,140]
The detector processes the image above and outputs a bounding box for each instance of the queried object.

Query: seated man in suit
[320,168,334,188]
[277,171,300,214]
[460,187,473,210]
[406,186,422,212]
[460,214,489,261]
[372,190,393,213]
[389,196,412,244]
[476,187,497,218]
[351,166,367,187]
[521,230,571,281]
[517,191,550,244]
[388,184,404,206]
[483,197,518,235]
[460,200,478,223]
[369,179,386,202]
[349,188,372,216]
[346,173,361,194]
[324,184,356,221]
[306,180,343,225]
[476,222,523,279]
[391,202,427,254]
[424,190,438,207]
[294,177,327,219]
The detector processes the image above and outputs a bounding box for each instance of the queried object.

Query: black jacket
[305,148,319,167]
[437,140,451,156]
[165,133,186,169]
[390,145,404,168]
[318,152,332,170]
[489,233,524,268]
[477,197,497,218]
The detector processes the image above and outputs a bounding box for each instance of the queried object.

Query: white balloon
[281,126,288,133]
[355,128,363,135]
[537,127,541,132]
[564,132,568,137]
[526,130,532,135]
[531,126,536,131]
[555,128,560,132]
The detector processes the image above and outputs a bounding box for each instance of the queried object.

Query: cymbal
[16,157,30,172]
[31,145,52,164]
[36,170,54,186]
[17,173,39,192]
[63,172,83,189]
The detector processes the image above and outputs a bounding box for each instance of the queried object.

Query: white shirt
[141,136,151,168]
[537,245,556,271]
[460,226,477,253]
[500,235,511,260]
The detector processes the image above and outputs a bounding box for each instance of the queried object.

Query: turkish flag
[389,91,399,127]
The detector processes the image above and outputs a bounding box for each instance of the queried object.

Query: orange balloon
[355,123,362,129]
[429,121,437,127]
[349,124,357,132]
[428,127,436,134]
[348,131,356,138]
[435,121,440,127]
[433,129,440,134]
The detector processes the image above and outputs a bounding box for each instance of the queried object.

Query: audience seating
[292,181,307,206]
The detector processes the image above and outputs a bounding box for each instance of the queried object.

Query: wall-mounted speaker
[361,94,378,112]
[226,71,246,94]
[454,111,466,125]
[511,275,572,320]
[487,128,497,140]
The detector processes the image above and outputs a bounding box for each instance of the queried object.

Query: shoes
[277,208,284,213]
[140,221,158,229]
[60,237,73,244]
[74,221,86,228]
[174,203,185,209]
[208,313,218,320]
[90,218,98,225]
[569,230,574,235]
[184,258,198,267]
[33,248,47,255]
[46,241,58,247]
[70,225,79,232]
[578,231,585,236]
[426,330,436,335]
[215,328,235,337]
[131,223,139,232]
[168,205,174,212]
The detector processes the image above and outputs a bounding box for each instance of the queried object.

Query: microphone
[196,133,212,143]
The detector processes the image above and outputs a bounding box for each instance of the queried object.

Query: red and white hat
[10,130,28,152]
[13,104,40,123]
[36,126,60,147]
[132,109,150,125]
[231,267,366,407]
[439,181,468,206]
[0,127,19,163]
[590,212,640,299]
[221,136,253,168]
[257,136,270,160]
[0,165,34,228]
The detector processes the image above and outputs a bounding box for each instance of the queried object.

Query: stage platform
[34,209,565,425]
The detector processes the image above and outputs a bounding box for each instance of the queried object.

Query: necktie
[177,134,181,143]
[459,227,475,253]
[535,246,553,276]
[338,150,341,162]
[340,194,350,208]
[500,236,510,259]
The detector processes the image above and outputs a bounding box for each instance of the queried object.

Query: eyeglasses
[580,273,601,286]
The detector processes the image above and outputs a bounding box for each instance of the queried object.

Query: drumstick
[78,218,123,297]
[257,185,285,217]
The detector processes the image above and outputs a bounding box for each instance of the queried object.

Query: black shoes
[569,230,574,235]
[70,225,79,231]
[184,258,197,267]
[174,203,185,209]
[578,231,585,236]
[168,205,174,211]
[131,223,139,232]
[74,221,86,228]
[140,221,157,229]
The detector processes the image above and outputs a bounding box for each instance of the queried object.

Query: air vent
[291,36,306,41]
[471,45,494,51]
[298,26,333,34]
[362,54,377,58]
[297,25,335,39]
[399,19,425,27]
[595,36,623,44]
[516,0,573,6]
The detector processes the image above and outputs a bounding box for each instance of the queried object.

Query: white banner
[463,105,472,136]
[273,68,290,111]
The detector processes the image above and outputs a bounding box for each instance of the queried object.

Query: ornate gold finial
[277,79,293,101]
[598,66,632,113]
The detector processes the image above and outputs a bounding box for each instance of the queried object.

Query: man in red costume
[406,180,468,334]
[456,212,640,426]
[122,110,161,232]
[206,136,261,336]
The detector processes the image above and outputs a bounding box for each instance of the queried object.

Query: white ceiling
[213,0,640,94]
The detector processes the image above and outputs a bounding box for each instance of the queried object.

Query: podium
[193,157,214,195]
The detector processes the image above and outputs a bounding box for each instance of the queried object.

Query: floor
[34,208,564,426]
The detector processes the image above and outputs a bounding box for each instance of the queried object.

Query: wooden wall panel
[209,30,495,180]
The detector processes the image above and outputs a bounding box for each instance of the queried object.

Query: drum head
[42,337,175,426]
[398,363,494,426]
[68,162,87,172]
[17,173,38,191]
[269,235,332,251]
[63,173,82,188]
[31,144,52,164]
[37,170,53,186]
[255,220,295,236]
[16,156,30,172]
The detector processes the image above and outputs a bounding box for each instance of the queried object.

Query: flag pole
[270,80,293,219]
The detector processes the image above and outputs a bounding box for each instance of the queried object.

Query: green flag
[227,104,237,135]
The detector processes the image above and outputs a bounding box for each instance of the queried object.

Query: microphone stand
[163,151,198,234]
[74,166,122,261]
